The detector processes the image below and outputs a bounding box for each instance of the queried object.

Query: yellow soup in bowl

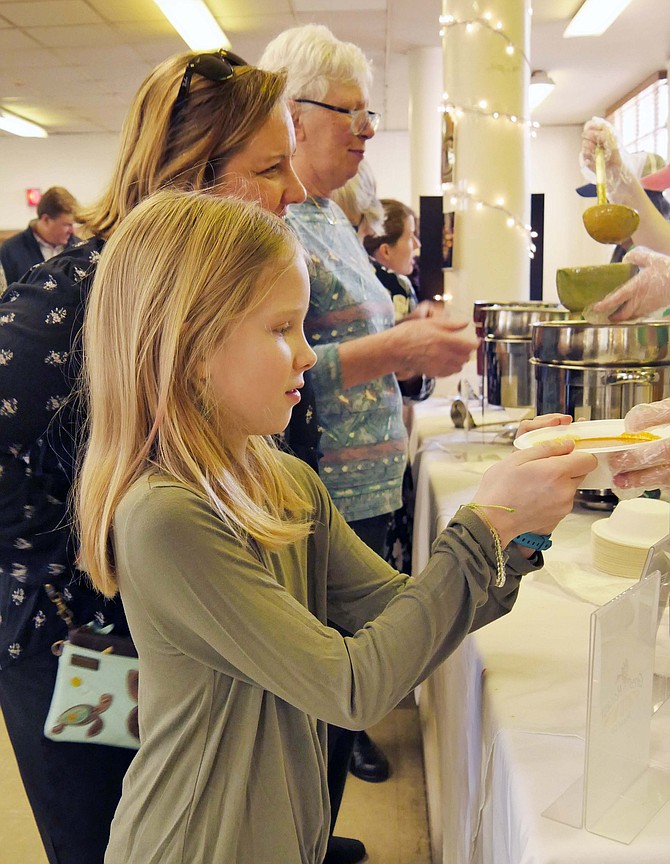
[553,431,660,450]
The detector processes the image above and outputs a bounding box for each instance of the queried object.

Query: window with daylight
[607,73,668,161]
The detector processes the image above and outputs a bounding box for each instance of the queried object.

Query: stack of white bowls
[591,498,670,579]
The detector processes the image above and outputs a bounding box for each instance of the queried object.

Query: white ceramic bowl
[513,418,670,490]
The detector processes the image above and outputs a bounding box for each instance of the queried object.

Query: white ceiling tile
[0,46,68,68]
[208,0,293,15]
[0,0,667,134]
[50,43,146,68]
[128,37,188,66]
[0,25,38,48]
[7,65,91,89]
[293,0,386,10]
[87,0,165,23]
[215,11,297,37]
[26,22,122,47]
[112,18,179,42]
[0,0,102,27]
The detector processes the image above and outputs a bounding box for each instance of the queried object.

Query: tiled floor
[0,696,431,864]
[0,711,46,864]
[335,695,432,863]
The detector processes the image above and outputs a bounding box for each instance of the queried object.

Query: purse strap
[44,582,75,630]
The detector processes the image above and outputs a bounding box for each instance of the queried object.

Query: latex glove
[624,398,670,433]
[590,247,670,321]
[608,398,670,490]
[470,439,597,546]
[580,116,637,201]
[609,437,670,491]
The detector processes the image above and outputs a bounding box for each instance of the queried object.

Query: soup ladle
[582,145,639,244]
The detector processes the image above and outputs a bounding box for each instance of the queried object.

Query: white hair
[258,23,373,101]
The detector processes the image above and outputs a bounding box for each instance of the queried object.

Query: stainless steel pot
[473,299,563,326]
[483,303,569,340]
[485,339,534,408]
[478,303,569,407]
[532,359,670,421]
[472,300,563,378]
[532,320,670,366]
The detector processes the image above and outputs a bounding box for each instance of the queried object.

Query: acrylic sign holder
[543,550,670,844]
[642,534,670,713]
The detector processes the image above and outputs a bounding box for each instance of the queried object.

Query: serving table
[409,396,670,864]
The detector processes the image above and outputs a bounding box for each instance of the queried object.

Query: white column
[408,46,444,212]
[442,0,532,313]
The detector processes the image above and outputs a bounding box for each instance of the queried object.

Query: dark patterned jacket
[0,237,127,669]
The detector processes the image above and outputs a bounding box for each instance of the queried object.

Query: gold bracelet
[460,503,515,588]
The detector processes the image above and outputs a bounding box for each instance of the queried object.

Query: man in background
[0,186,80,284]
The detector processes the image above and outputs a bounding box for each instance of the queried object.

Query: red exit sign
[26,188,41,206]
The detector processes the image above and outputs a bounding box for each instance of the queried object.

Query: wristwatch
[512,532,552,551]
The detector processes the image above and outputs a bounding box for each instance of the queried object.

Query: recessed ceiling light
[152,0,231,51]
[0,111,48,138]
[564,0,634,38]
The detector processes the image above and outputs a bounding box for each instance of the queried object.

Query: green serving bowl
[555,262,637,314]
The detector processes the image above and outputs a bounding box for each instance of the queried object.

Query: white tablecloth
[410,397,670,864]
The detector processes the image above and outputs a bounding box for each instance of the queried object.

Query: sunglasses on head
[170,49,248,127]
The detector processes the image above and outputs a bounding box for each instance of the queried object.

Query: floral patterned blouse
[286,198,407,523]
[0,237,127,669]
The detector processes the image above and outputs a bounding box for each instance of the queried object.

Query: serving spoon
[582,145,640,244]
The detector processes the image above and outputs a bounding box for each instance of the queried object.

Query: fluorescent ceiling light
[0,110,47,138]
[152,0,231,51]
[564,0,634,38]
[529,71,555,111]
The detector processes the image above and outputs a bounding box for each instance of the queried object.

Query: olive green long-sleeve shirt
[105,454,535,864]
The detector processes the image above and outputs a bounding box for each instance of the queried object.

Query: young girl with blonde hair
[77,188,595,864]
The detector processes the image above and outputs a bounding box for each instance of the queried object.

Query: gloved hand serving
[591,247,670,322]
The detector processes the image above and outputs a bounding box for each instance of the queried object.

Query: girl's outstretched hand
[468,439,597,547]
[515,412,572,439]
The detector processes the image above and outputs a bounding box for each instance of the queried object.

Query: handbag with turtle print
[43,583,140,750]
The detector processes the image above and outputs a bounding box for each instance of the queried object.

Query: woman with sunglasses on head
[0,49,305,864]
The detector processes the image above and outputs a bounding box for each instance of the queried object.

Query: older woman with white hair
[260,25,476,540]
[259,23,478,864]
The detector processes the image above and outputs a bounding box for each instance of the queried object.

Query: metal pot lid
[484,304,570,340]
[473,299,563,323]
[531,319,670,366]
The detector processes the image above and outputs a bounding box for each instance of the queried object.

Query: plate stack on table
[591,498,670,578]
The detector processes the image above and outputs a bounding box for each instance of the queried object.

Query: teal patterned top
[286,197,406,522]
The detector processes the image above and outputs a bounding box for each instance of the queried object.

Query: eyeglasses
[293,99,381,135]
[170,49,248,127]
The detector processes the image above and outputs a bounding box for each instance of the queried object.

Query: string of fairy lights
[438,9,539,258]
[439,11,531,67]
